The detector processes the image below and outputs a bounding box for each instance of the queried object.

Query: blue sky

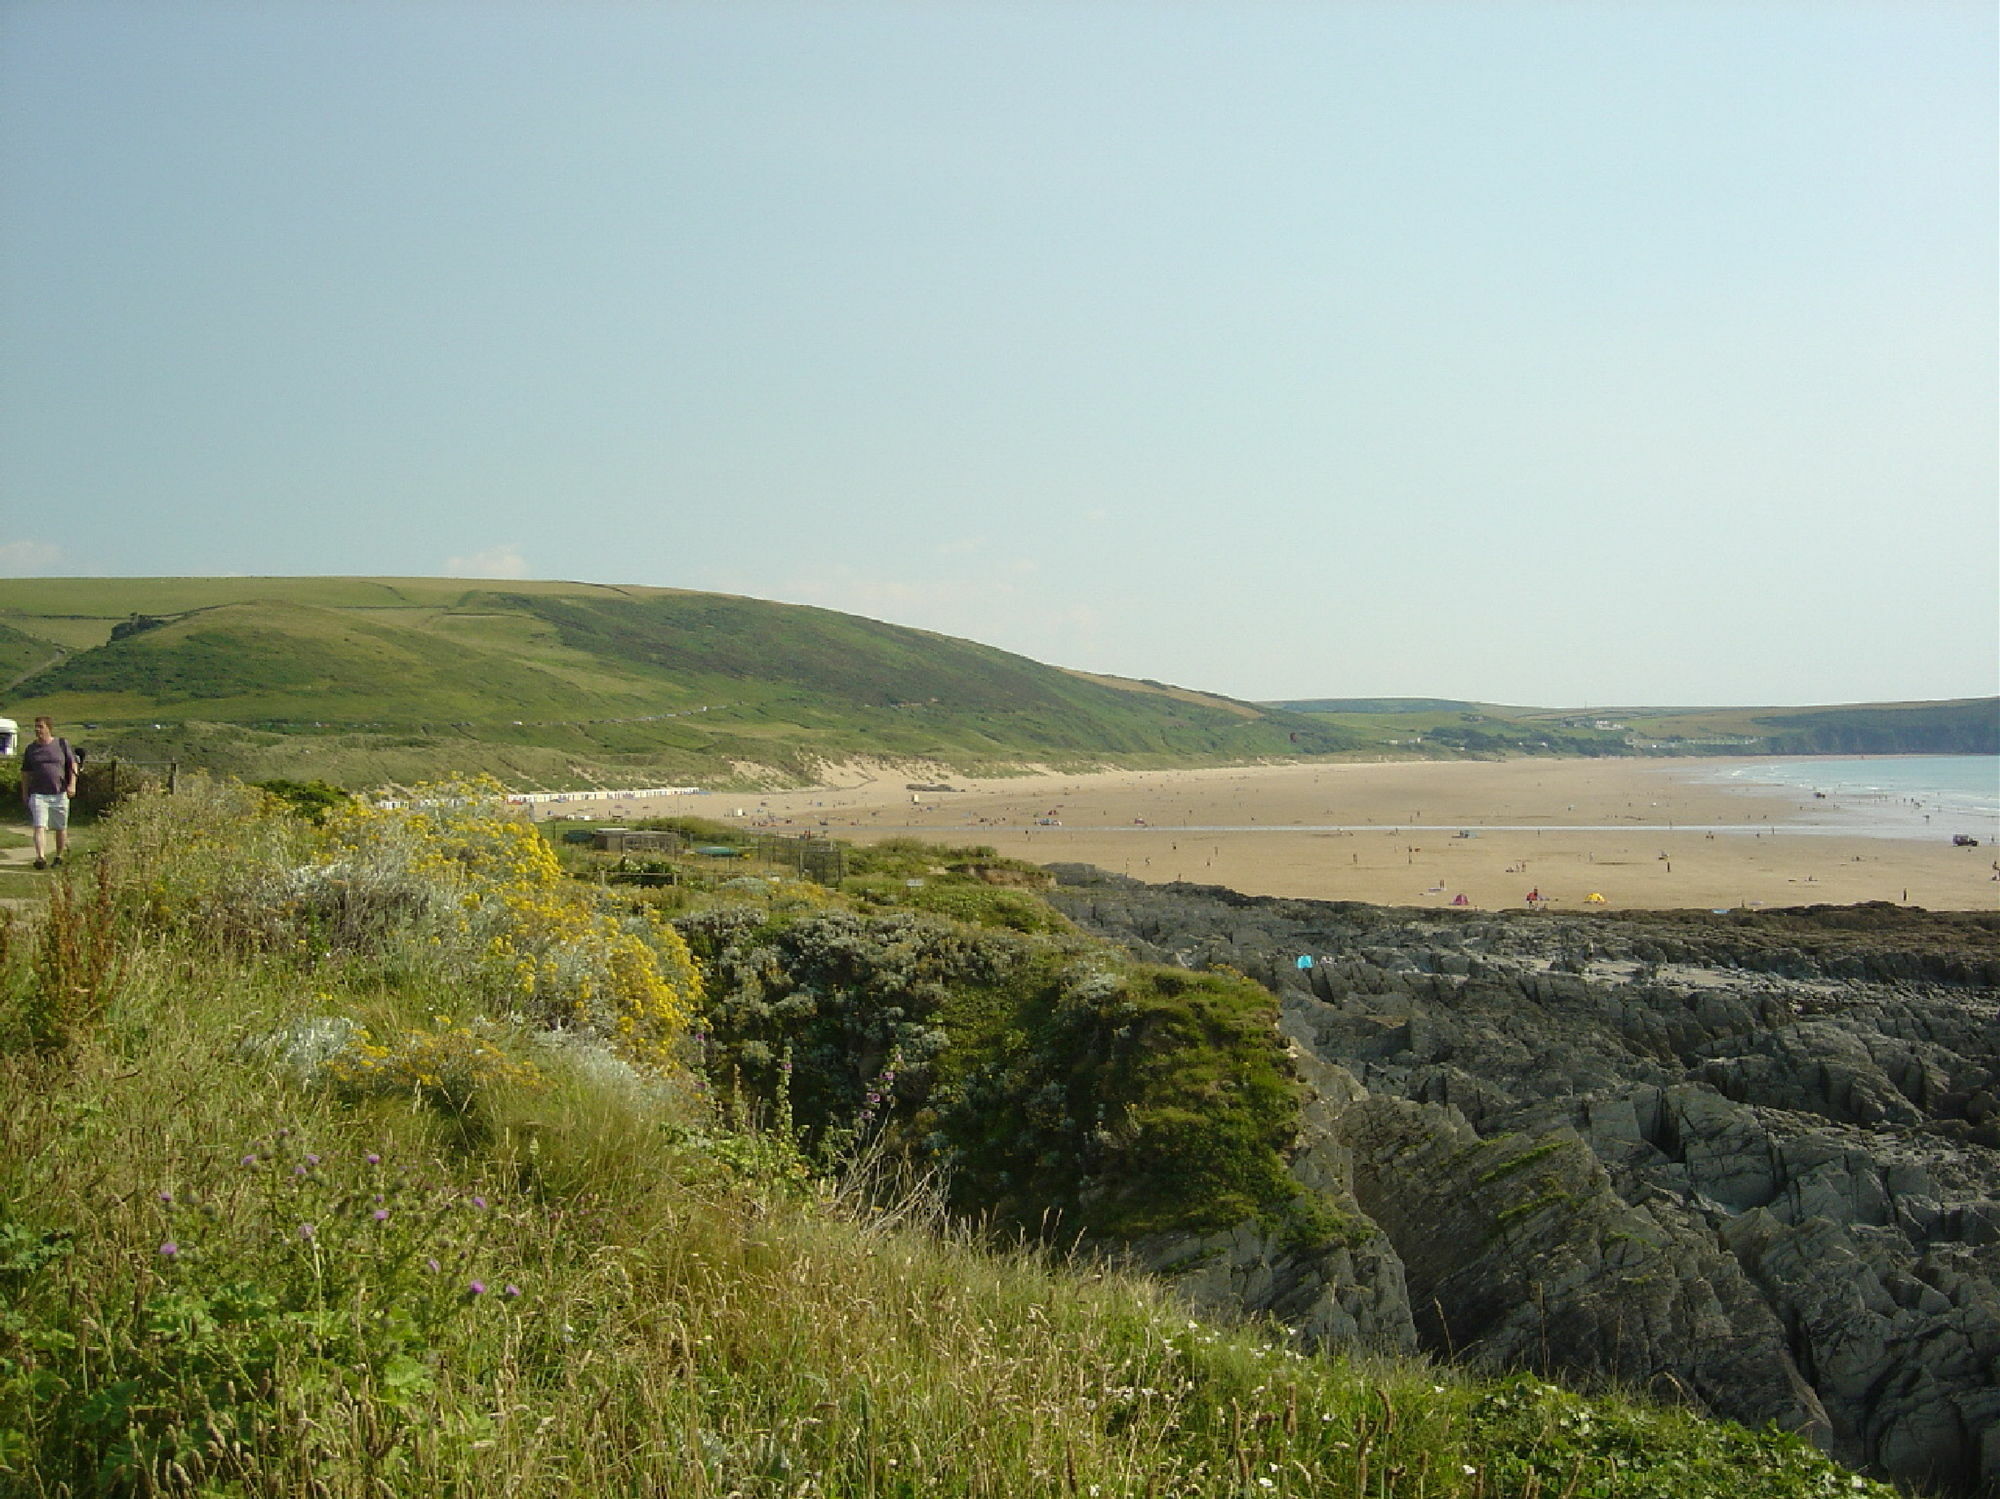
[2,0,1993,707]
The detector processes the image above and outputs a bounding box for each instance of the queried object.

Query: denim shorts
[26,793,68,831]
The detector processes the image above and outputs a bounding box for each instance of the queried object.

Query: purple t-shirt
[21,737,75,797]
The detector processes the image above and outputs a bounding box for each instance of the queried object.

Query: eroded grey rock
[1049,873,2000,1496]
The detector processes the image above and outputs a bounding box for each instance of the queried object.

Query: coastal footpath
[1047,872,2000,1496]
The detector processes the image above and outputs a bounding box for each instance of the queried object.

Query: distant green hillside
[5,577,1986,789]
[0,577,1360,787]
[1275,696,2000,757]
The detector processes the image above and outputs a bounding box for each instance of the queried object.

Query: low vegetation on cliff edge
[0,781,1896,1495]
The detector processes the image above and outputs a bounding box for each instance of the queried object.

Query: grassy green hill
[4,578,1987,791]
[1277,696,1999,757]
[0,578,1359,787]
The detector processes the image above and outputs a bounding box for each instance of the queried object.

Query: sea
[1704,755,2000,841]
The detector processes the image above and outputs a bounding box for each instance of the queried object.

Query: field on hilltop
[0,577,1359,788]
[1278,696,1999,757]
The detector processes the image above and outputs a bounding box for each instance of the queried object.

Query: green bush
[844,875,1071,935]
[678,907,1314,1243]
[253,777,355,824]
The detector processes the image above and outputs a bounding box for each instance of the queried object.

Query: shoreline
[562,756,2000,913]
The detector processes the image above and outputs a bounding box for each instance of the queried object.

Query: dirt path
[0,839,46,913]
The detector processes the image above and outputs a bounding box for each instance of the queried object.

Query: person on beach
[21,716,79,870]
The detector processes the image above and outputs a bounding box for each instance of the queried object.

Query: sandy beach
[581,758,2000,913]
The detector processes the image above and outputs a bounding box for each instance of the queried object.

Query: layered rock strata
[1046,870,2000,1497]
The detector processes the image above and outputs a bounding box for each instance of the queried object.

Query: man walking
[21,716,78,870]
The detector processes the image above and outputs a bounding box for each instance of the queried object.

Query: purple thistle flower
[293,1165,308,1177]
[304,1154,320,1167]
[158,1190,173,1204]
[158,1241,179,1258]
[426,1257,441,1273]
[504,1284,521,1298]
[471,1195,487,1210]
[365,1153,381,1166]
[468,1280,486,1296]
[240,1154,257,1167]
[372,1209,389,1222]
[299,1223,316,1241]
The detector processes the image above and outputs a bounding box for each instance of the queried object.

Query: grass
[0,872,43,901]
[1282,697,1997,758]
[5,579,1987,791]
[0,579,1364,791]
[0,782,1902,1496]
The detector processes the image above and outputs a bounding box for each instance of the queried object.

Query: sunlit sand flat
[603,758,1999,913]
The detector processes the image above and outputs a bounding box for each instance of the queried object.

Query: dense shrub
[87,776,699,1078]
[678,906,1313,1242]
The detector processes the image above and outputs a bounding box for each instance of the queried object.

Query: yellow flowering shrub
[328,1018,544,1111]
[104,774,698,1079]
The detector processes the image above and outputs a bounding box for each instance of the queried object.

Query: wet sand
[595,759,2000,913]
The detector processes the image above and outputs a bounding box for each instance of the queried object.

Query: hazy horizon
[3,2,1994,707]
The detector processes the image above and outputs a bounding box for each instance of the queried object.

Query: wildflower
[427,1257,441,1273]
[300,1223,316,1241]
[158,1241,179,1258]
[372,1209,389,1222]
[241,1154,257,1167]
[505,1283,521,1297]
[158,1190,173,1204]
[469,1280,487,1296]
[471,1195,487,1210]
[293,1165,308,1177]
[304,1153,320,1167]
[365,1152,381,1166]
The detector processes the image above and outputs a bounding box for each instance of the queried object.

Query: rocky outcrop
[1046,870,2000,1497]
[1125,1212,1418,1354]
